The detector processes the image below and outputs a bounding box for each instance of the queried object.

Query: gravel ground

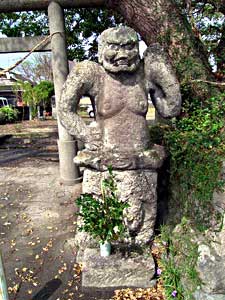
[0,120,115,300]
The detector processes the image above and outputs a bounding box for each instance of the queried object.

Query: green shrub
[149,93,225,230]
[158,219,202,300]
[0,106,19,123]
[75,167,129,243]
[167,93,225,229]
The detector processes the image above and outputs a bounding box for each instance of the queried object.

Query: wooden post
[0,252,9,300]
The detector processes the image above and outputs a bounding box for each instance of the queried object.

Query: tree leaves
[0,9,120,61]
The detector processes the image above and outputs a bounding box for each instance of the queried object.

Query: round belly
[100,109,150,153]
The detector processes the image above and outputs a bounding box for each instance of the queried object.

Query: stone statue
[58,26,181,244]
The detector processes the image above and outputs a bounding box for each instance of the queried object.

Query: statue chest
[96,72,148,118]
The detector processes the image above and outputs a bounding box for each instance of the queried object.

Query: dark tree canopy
[178,0,225,77]
[0,9,122,61]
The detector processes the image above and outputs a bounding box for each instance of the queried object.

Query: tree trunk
[106,0,218,100]
[29,105,33,120]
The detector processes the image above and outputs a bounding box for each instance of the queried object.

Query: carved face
[98,27,141,73]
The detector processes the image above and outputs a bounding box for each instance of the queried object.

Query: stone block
[78,248,156,290]
[194,290,225,300]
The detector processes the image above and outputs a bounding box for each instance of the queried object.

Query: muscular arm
[58,60,99,144]
[144,44,182,118]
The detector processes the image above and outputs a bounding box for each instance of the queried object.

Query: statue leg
[115,170,157,244]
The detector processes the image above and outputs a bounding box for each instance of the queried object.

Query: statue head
[98,26,141,73]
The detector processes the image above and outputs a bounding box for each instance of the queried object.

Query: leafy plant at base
[0,106,18,123]
[158,219,202,300]
[75,167,129,243]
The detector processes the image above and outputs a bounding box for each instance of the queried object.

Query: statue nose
[116,49,128,60]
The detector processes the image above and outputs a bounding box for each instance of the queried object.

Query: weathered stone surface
[194,290,225,300]
[197,242,225,294]
[78,248,156,289]
[58,26,181,171]
[144,44,181,118]
[196,163,225,296]
[98,27,140,73]
[82,168,158,244]
[74,144,166,171]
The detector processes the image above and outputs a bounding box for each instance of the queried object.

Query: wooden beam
[0,36,51,53]
[0,0,105,12]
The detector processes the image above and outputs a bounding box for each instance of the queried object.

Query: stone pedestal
[75,168,159,291]
[78,248,156,291]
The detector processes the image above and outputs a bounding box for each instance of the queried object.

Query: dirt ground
[0,119,114,300]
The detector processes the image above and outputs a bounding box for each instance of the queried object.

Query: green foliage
[175,0,225,74]
[159,219,202,300]
[150,92,225,299]
[0,11,49,37]
[15,80,38,107]
[190,2,225,73]
[13,80,54,119]
[0,106,18,123]
[33,81,54,108]
[150,93,225,230]
[75,167,129,243]
[165,93,225,230]
[0,9,122,61]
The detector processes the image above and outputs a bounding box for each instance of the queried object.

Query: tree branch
[0,34,54,76]
[191,79,225,86]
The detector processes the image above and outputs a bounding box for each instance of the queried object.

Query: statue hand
[85,122,102,151]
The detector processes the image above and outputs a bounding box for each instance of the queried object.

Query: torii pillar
[48,1,80,185]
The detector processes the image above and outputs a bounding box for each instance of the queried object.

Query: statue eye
[109,44,119,50]
[124,43,135,50]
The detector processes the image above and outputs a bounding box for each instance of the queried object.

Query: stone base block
[194,291,225,300]
[78,248,156,290]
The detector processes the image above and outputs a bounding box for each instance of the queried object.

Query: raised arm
[58,60,98,144]
[144,44,182,118]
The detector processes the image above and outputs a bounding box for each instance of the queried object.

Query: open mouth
[114,58,129,66]
[104,55,140,72]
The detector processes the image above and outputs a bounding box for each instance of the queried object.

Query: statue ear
[98,54,103,64]
[98,44,104,64]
